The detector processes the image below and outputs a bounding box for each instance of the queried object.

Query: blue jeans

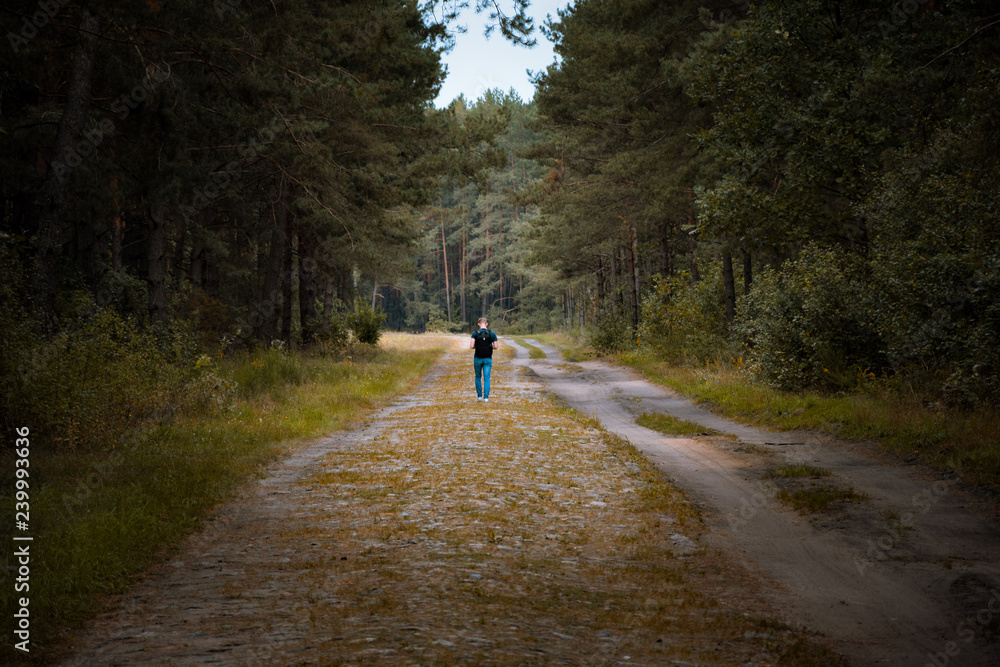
[474,357,492,398]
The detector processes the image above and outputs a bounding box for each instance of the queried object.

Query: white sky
[433,0,570,108]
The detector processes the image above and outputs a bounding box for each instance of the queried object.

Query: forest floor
[513,338,1000,667]
[60,336,835,666]
[57,335,1000,666]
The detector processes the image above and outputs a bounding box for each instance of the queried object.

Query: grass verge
[765,464,833,479]
[617,357,1000,491]
[776,485,869,513]
[532,331,592,362]
[638,412,719,436]
[0,333,446,661]
[514,337,546,360]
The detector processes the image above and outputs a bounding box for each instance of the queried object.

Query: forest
[2,0,999,452]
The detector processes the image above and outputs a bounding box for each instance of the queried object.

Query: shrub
[348,298,387,345]
[425,315,466,333]
[865,170,1000,405]
[311,303,350,355]
[735,245,885,391]
[588,290,634,354]
[638,264,730,364]
[9,307,184,450]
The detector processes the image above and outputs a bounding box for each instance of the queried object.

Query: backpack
[473,329,494,357]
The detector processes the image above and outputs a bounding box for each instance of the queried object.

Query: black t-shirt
[472,328,497,358]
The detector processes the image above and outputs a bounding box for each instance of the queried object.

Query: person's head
[477,317,488,328]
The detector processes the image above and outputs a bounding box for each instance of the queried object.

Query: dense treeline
[0,0,530,444]
[396,92,565,332]
[523,0,1000,404]
[3,0,998,453]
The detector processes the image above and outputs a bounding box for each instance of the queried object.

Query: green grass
[637,412,719,436]
[0,337,445,661]
[618,357,1000,490]
[532,331,592,362]
[765,464,833,479]
[516,338,547,360]
[776,485,868,513]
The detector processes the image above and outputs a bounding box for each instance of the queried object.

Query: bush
[348,298,387,345]
[311,303,350,355]
[735,245,885,391]
[865,170,1000,405]
[8,307,187,450]
[588,290,634,354]
[638,264,730,364]
[425,315,466,333]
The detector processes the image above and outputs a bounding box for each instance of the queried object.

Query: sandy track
[513,339,1000,666]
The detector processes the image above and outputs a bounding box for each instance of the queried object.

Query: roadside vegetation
[637,412,718,437]
[531,330,998,491]
[513,337,547,360]
[776,486,869,514]
[620,357,1000,491]
[0,331,445,659]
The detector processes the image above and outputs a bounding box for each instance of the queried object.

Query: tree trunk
[147,201,168,327]
[31,6,100,322]
[722,248,736,323]
[658,220,672,277]
[112,214,123,271]
[742,248,752,295]
[280,218,294,347]
[628,228,640,331]
[460,218,467,325]
[322,277,334,333]
[258,198,287,343]
[173,221,189,281]
[441,218,451,322]
[190,234,204,288]
[688,232,700,282]
[298,231,318,345]
[596,256,606,305]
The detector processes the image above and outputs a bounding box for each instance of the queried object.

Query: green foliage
[865,165,1000,405]
[169,283,233,351]
[228,348,305,399]
[638,267,730,364]
[734,246,884,391]
[348,299,387,346]
[776,485,868,514]
[4,306,218,450]
[309,301,351,356]
[587,292,634,354]
[425,314,466,333]
[637,412,717,436]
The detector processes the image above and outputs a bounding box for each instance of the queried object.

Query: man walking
[470,317,499,402]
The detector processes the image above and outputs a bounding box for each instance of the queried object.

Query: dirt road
[511,339,1000,666]
[61,338,832,665]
